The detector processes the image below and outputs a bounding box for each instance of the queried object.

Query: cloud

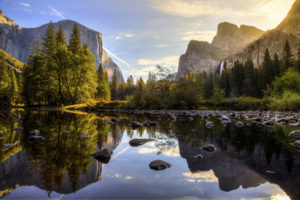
[103,47,130,67]
[138,56,179,68]
[181,31,216,42]
[155,44,167,48]
[20,2,30,7]
[48,5,65,20]
[150,0,293,26]
[125,33,134,38]
[114,33,135,40]
[182,171,218,183]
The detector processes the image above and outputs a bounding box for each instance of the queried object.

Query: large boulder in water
[149,160,171,170]
[91,148,113,163]
[293,140,300,150]
[289,130,300,140]
[129,138,154,147]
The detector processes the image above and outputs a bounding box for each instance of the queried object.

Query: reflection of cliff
[178,138,266,192]
[0,125,123,198]
[178,137,300,199]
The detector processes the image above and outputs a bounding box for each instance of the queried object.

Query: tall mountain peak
[276,0,300,38]
[212,22,264,53]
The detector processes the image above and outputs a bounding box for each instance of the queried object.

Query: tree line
[1,22,300,110]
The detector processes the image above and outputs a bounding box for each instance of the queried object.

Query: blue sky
[0,0,295,80]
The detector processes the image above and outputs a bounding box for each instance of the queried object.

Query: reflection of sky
[0,0,295,80]
[5,131,290,199]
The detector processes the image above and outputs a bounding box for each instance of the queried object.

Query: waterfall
[219,61,225,76]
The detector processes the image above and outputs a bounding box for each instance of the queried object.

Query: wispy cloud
[103,47,130,67]
[181,31,216,42]
[48,5,65,20]
[113,33,135,40]
[155,43,167,48]
[125,33,134,38]
[20,2,30,8]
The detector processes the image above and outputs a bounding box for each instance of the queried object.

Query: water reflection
[0,111,299,199]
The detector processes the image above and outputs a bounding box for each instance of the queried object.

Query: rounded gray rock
[149,160,171,170]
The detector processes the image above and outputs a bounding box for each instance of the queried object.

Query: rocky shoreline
[96,108,300,126]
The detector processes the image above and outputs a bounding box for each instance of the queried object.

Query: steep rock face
[276,0,300,38]
[176,23,263,80]
[212,22,264,53]
[0,11,123,81]
[175,41,226,80]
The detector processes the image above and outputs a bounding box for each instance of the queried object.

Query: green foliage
[281,40,294,74]
[111,69,119,100]
[211,85,225,105]
[96,64,111,100]
[271,68,300,97]
[269,91,300,111]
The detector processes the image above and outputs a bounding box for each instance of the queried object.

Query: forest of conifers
[0,23,300,111]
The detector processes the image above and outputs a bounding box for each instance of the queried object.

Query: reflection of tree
[21,111,100,194]
[97,124,110,149]
[0,112,22,163]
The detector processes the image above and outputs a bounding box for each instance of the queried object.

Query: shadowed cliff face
[0,11,123,81]
[176,23,264,80]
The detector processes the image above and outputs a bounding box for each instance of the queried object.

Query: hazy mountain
[0,10,123,81]
[176,0,300,79]
[176,22,264,80]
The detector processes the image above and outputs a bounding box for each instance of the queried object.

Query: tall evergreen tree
[118,80,126,100]
[0,52,10,104]
[56,25,66,45]
[281,40,294,74]
[68,24,81,55]
[262,49,273,86]
[231,60,244,96]
[96,64,111,100]
[104,71,111,100]
[111,69,119,100]
[42,21,56,56]
[273,53,281,78]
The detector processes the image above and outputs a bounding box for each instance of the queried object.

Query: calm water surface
[0,110,299,199]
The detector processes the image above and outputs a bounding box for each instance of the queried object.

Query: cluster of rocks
[98,109,300,128]
[91,137,172,171]
[289,130,300,150]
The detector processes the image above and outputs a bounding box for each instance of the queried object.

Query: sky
[0,0,296,80]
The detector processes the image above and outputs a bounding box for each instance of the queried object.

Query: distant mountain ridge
[176,0,300,80]
[0,10,124,81]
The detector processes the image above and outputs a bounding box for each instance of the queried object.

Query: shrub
[269,91,300,111]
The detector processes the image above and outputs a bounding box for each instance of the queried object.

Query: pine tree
[281,40,294,74]
[111,69,119,100]
[273,53,281,78]
[9,69,19,104]
[104,71,111,100]
[96,64,110,100]
[68,24,81,55]
[231,60,244,96]
[262,49,273,86]
[43,21,56,56]
[56,25,66,45]
[125,75,134,96]
[118,80,126,100]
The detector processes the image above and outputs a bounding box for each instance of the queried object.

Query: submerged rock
[289,130,300,140]
[79,135,90,138]
[13,127,24,131]
[91,148,113,163]
[206,120,214,128]
[149,160,171,170]
[235,121,244,128]
[28,135,45,142]
[29,129,40,136]
[293,140,300,150]
[129,138,154,147]
[202,144,217,152]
